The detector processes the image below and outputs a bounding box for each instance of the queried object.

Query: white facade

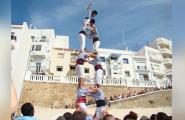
[11,22,69,99]
[148,37,172,81]
[98,48,135,81]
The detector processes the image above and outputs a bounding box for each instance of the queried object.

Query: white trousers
[79,33,86,52]
[95,106,106,119]
[78,103,87,112]
[76,65,85,78]
[95,69,103,84]
[93,41,100,52]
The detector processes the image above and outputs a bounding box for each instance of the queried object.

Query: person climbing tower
[79,3,98,52]
[90,22,101,52]
[76,51,89,82]
[88,52,103,85]
[89,84,108,119]
[76,78,91,112]
[75,51,91,112]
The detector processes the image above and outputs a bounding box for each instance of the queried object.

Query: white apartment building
[148,37,172,81]
[138,46,167,87]
[11,22,69,99]
[98,48,135,81]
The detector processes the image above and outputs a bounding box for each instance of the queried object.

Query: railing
[163,58,172,64]
[27,66,47,71]
[160,48,172,54]
[24,74,165,87]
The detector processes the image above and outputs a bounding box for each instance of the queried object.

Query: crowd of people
[63,86,172,109]
[13,102,172,120]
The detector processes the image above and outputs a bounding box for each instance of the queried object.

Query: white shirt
[77,52,89,60]
[91,89,105,101]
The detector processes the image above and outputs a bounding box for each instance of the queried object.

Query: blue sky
[12,0,172,51]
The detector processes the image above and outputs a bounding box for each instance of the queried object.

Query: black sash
[95,100,106,107]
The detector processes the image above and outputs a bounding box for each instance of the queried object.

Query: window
[57,53,64,58]
[69,65,76,75]
[56,66,63,72]
[125,71,130,77]
[11,32,16,41]
[70,65,76,70]
[143,74,149,80]
[100,57,106,62]
[36,63,41,72]
[154,64,160,70]
[85,68,89,73]
[103,69,106,75]
[31,45,35,51]
[110,56,117,60]
[41,36,46,42]
[35,45,41,51]
[123,58,129,64]
[31,36,35,42]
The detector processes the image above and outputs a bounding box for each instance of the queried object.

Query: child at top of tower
[79,4,98,52]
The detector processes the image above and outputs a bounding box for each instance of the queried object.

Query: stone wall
[20,81,150,108]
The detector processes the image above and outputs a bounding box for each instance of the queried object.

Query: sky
[11,0,172,51]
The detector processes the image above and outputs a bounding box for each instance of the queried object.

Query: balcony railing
[30,51,46,58]
[163,58,172,65]
[23,74,171,88]
[150,55,162,62]
[27,66,47,72]
[32,38,49,42]
[160,48,172,55]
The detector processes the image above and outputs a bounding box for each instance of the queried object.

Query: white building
[11,22,69,99]
[148,37,172,81]
[98,48,135,81]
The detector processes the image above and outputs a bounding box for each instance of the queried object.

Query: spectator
[56,116,65,120]
[156,112,168,120]
[167,116,172,120]
[63,112,72,120]
[150,114,156,120]
[15,102,38,120]
[110,96,113,101]
[103,114,115,120]
[123,111,138,120]
[140,115,149,120]
[72,111,86,120]
[108,101,111,107]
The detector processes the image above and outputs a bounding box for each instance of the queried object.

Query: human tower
[75,3,107,119]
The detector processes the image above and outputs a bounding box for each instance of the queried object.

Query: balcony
[163,58,172,65]
[28,66,47,74]
[160,48,172,55]
[135,66,149,72]
[157,38,171,46]
[32,37,49,43]
[153,69,165,76]
[166,69,172,75]
[30,51,46,58]
[150,55,162,62]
